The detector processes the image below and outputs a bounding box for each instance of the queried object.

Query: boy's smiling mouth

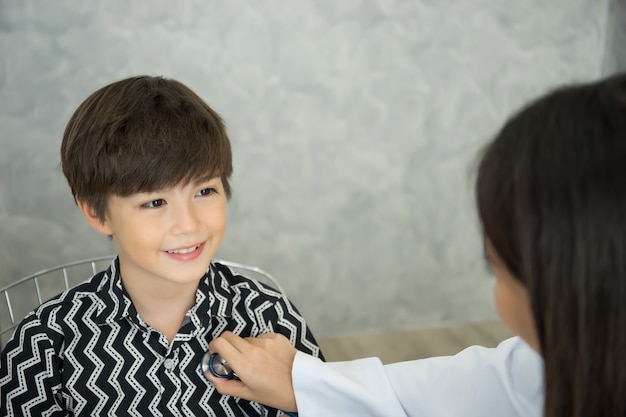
[166,244,202,255]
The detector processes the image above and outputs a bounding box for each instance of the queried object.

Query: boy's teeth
[168,246,198,254]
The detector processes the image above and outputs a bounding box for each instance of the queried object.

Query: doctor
[206,73,626,417]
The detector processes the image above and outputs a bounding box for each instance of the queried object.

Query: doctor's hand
[205,331,298,412]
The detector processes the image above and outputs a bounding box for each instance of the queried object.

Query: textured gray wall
[602,0,626,74]
[0,0,607,337]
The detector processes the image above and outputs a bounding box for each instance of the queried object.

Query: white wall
[0,0,607,336]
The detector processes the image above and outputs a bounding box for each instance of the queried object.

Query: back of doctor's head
[476,72,626,417]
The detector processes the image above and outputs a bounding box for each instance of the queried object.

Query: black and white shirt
[0,259,323,416]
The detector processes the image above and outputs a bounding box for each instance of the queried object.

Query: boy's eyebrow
[192,174,221,185]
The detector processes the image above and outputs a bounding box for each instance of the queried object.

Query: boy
[0,75,324,416]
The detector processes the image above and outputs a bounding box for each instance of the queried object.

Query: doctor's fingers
[211,332,295,362]
[207,333,245,368]
[207,363,298,412]
[209,332,296,377]
[242,333,298,369]
[210,330,276,351]
[205,368,283,408]
[254,332,291,343]
[205,371,248,397]
[210,332,297,390]
[207,333,298,412]
[209,331,246,355]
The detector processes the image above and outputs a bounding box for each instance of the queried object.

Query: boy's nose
[170,203,201,234]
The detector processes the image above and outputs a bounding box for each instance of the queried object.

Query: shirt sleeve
[0,315,67,416]
[292,336,544,417]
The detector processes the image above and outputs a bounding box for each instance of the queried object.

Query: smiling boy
[0,75,323,416]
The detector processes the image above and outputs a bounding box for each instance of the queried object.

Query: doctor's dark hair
[61,75,233,222]
[476,73,626,417]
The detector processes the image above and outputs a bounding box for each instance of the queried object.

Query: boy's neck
[122,276,199,343]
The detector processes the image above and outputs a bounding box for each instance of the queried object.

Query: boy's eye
[196,187,217,197]
[141,199,166,209]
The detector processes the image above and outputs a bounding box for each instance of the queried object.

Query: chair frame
[0,255,285,348]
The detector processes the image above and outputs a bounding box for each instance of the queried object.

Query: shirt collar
[95,258,234,326]
[189,263,234,327]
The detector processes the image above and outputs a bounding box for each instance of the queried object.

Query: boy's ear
[76,199,113,236]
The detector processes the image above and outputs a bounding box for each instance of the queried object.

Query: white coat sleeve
[292,336,544,417]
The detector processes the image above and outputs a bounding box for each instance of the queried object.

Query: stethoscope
[201,351,238,379]
[201,351,298,417]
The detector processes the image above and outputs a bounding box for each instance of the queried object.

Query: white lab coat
[292,336,544,417]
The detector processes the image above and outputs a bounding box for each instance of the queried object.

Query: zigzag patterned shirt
[0,259,323,416]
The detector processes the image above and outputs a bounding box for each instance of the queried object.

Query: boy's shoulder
[27,267,115,327]
[210,261,285,300]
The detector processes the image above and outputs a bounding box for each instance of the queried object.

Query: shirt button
[164,358,176,370]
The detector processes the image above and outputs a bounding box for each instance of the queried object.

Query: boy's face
[79,177,227,289]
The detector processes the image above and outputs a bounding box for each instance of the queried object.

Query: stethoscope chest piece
[200,351,237,379]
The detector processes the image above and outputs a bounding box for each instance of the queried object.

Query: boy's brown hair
[61,75,232,222]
